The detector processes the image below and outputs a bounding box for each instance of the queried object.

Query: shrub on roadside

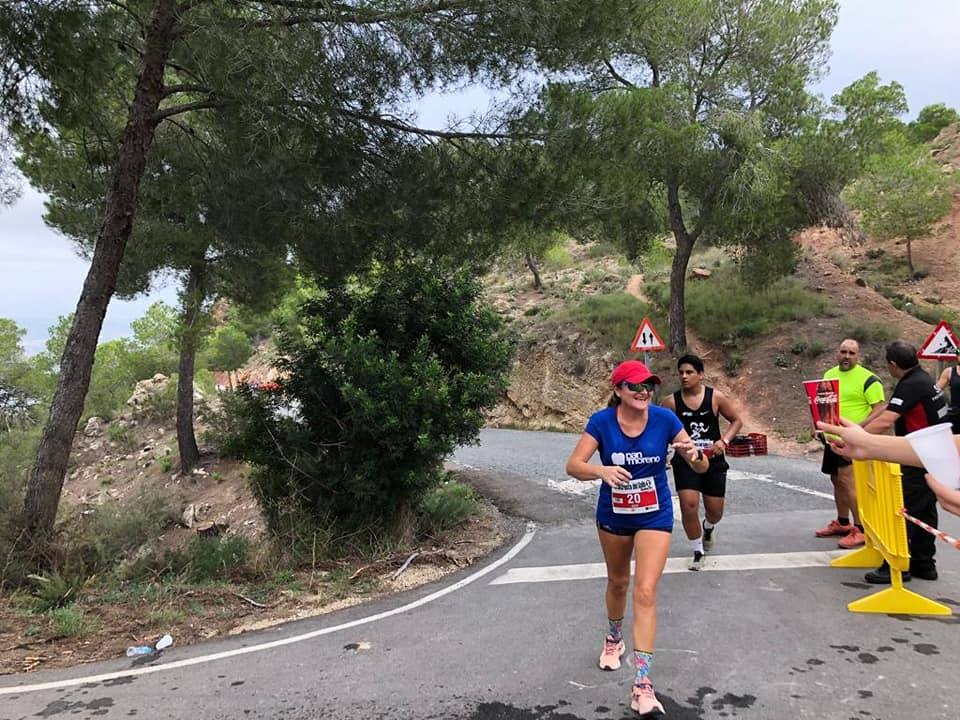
[221,261,512,547]
[418,480,479,537]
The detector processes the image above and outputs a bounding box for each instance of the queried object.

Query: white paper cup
[906,423,960,490]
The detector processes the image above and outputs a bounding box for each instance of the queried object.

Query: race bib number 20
[612,476,659,515]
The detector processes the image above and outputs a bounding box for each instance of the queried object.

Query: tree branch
[337,107,526,141]
[153,99,219,122]
[162,83,211,98]
[251,0,484,27]
[603,59,635,89]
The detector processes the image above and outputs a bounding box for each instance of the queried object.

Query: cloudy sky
[2,0,958,354]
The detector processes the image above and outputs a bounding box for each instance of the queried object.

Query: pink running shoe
[631,681,665,717]
[598,636,625,671]
[838,527,865,549]
[815,519,850,537]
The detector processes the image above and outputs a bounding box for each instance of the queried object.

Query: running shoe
[837,527,865,549]
[631,681,665,717]
[702,520,715,550]
[598,635,625,671]
[814,519,851,537]
[689,550,704,571]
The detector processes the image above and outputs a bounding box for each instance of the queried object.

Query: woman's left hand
[672,438,699,463]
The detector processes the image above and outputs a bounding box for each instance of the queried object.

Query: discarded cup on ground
[155,634,173,651]
[126,645,154,657]
[906,422,960,490]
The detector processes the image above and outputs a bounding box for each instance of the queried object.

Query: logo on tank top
[610,451,661,466]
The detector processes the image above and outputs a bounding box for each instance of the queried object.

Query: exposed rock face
[487,350,611,431]
[932,122,960,172]
[126,373,204,410]
[83,417,104,436]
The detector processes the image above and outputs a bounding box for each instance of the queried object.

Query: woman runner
[566,360,708,717]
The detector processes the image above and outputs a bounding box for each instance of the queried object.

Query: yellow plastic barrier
[830,459,951,616]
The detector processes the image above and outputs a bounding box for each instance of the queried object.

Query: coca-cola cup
[803,378,840,439]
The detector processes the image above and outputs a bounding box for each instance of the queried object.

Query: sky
[1,0,958,354]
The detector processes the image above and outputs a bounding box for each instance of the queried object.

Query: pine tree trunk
[23,0,180,543]
[666,183,696,354]
[906,239,915,275]
[176,264,205,473]
[525,252,542,289]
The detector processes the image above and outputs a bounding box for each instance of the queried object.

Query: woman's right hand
[598,465,633,488]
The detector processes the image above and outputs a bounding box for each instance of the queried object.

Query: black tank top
[950,366,960,414]
[673,386,722,451]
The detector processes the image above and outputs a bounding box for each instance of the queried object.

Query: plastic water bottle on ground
[125,645,154,657]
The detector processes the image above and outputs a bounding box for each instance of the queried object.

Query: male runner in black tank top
[661,354,743,571]
[935,350,960,434]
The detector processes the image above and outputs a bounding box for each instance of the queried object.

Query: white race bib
[611,476,660,515]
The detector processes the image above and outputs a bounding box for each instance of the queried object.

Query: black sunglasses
[622,380,657,393]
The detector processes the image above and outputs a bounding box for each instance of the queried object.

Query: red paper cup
[803,378,840,431]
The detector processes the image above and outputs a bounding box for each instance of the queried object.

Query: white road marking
[728,469,834,501]
[489,550,847,585]
[0,523,538,696]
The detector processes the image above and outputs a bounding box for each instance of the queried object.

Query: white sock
[703,519,716,530]
[691,536,704,554]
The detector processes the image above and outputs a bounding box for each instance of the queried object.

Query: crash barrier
[899,508,960,550]
[830,459,952,616]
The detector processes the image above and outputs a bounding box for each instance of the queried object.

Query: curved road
[3,428,959,720]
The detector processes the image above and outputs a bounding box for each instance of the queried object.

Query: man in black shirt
[863,341,949,583]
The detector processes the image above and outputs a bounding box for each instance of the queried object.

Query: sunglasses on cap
[622,380,657,393]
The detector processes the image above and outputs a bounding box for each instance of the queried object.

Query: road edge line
[0,522,537,695]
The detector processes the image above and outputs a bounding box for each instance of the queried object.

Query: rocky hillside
[484,125,960,454]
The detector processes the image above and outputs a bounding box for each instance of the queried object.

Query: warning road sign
[630,317,666,352]
[918,320,960,360]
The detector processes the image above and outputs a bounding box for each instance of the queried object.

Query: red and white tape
[898,508,960,550]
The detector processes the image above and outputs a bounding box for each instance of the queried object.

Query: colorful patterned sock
[633,650,653,685]
[607,617,623,643]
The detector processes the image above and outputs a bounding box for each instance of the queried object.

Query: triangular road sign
[630,317,666,352]
[918,320,960,360]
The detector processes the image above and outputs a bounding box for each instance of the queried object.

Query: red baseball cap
[610,360,661,386]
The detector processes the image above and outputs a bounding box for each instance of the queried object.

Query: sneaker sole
[630,702,666,717]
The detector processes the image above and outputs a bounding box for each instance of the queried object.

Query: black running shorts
[821,445,852,475]
[672,459,728,498]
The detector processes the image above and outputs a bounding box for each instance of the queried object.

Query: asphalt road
[2,428,959,720]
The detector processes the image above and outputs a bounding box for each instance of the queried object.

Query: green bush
[107,424,133,446]
[723,352,744,377]
[221,261,511,542]
[26,572,83,611]
[418,480,479,537]
[63,492,178,577]
[568,292,667,353]
[648,269,830,345]
[48,606,101,638]
[543,244,574,269]
[839,319,896,344]
[177,536,250,582]
[0,427,41,590]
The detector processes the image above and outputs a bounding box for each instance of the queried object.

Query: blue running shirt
[585,405,683,531]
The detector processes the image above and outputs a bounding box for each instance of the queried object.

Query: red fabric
[610,360,661,386]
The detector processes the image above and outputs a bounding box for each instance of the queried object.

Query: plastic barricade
[830,459,951,616]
